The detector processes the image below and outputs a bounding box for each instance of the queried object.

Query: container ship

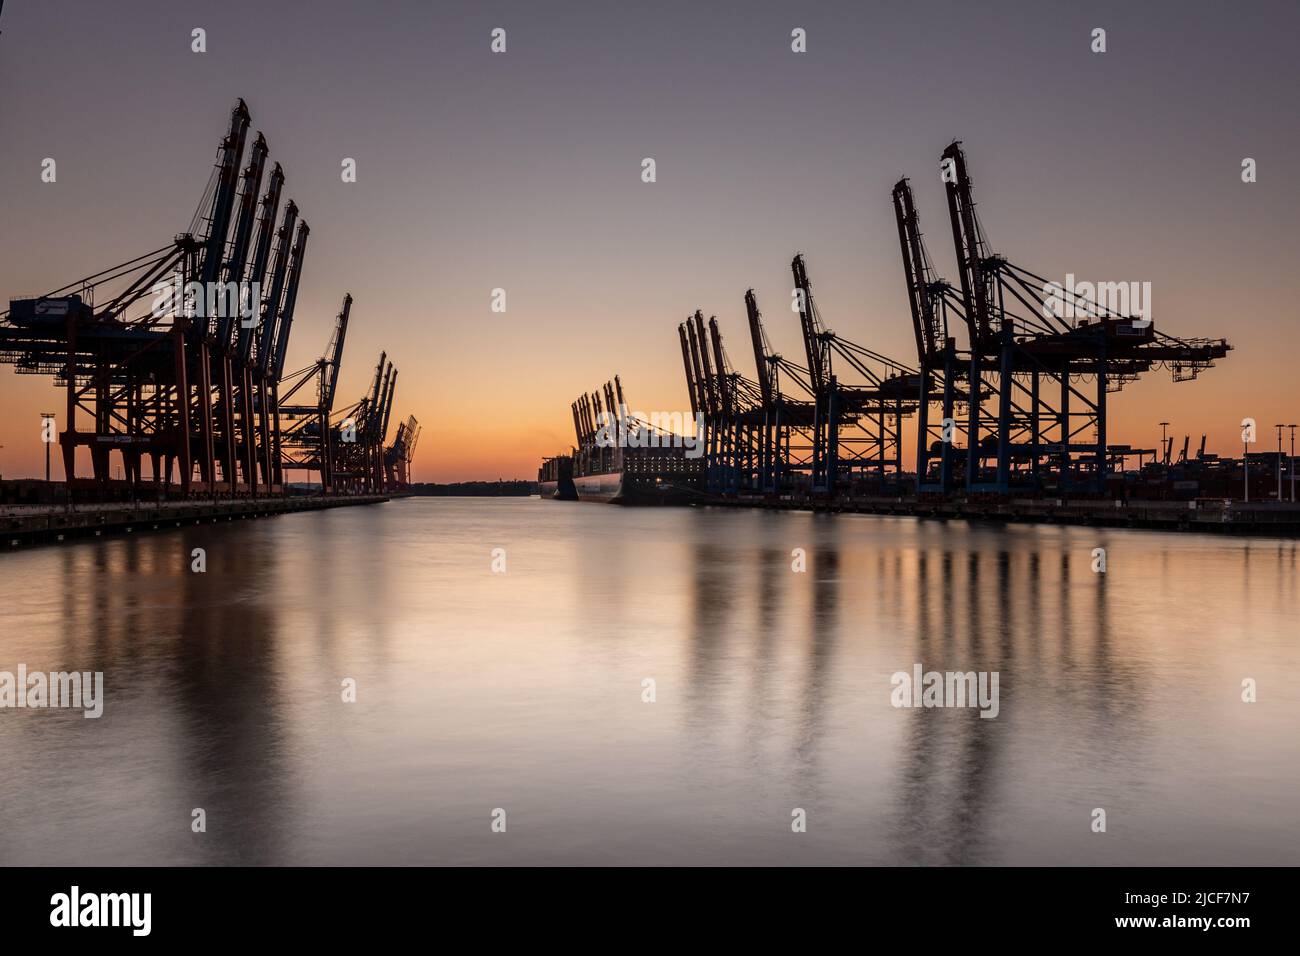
[537,377,706,505]
[538,445,705,504]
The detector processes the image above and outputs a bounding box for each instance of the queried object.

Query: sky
[1,0,1298,482]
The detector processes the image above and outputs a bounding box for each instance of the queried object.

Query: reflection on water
[1,500,1297,865]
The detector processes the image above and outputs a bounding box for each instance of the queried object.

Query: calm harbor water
[1,498,1297,866]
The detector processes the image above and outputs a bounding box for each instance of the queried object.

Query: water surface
[1,499,1296,865]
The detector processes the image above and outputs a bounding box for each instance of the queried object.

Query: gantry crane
[278,293,351,490]
[0,100,310,497]
[938,141,1230,493]
[0,100,414,501]
[893,177,969,493]
[787,254,921,493]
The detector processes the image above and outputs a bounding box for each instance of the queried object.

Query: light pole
[1243,434,1249,503]
[41,412,55,482]
[1159,421,1170,466]
[1277,425,1285,501]
[1290,425,1297,503]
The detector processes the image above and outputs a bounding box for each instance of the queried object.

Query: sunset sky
[1,0,1297,482]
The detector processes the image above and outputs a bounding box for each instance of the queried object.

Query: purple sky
[1,0,1297,479]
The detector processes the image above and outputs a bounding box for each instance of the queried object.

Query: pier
[703,494,1300,536]
[3,493,391,549]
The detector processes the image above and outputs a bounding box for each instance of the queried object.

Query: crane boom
[256,200,297,375]
[219,132,268,349]
[685,318,710,416]
[239,163,283,364]
[708,316,733,419]
[940,141,994,347]
[744,289,774,409]
[323,293,351,412]
[791,254,826,395]
[271,220,309,381]
[692,310,717,416]
[380,369,397,443]
[374,363,393,440]
[678,322,699,417]
[198,100,251,324]
[892,178,943,365]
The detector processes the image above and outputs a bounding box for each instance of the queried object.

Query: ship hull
[538,472,698,505]
[539,448,705,505]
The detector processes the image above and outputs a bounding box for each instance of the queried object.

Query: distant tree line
[409,480,535,497]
